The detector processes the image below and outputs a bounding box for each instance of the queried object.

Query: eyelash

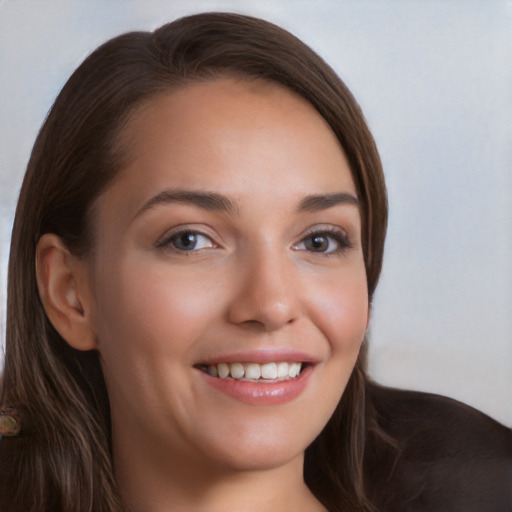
[156,226,353,256]
[293,227,353,257]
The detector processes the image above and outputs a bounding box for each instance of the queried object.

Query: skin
[38,78,369,512]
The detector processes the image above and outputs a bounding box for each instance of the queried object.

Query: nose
[227,249,300,332]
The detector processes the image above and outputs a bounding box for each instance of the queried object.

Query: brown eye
[304,234,330,252]
[294,229,352,256]
[159,230,216,252]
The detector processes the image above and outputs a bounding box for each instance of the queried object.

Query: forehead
[101,78,356,217]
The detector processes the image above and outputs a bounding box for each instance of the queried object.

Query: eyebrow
[298,192,359,212]
[138,189,238,216]
[137,189,358,218]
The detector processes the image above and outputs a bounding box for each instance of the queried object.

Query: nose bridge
[228,241,299,331]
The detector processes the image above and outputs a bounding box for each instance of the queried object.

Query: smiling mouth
[196,362,305,381]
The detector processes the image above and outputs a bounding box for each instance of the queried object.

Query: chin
[214,442,304,473]
[194,416,319,473]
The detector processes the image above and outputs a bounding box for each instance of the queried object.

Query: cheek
[306,266,368,354]
[277,265,368,445]
[91,259,230,427]
[92,259,225,361]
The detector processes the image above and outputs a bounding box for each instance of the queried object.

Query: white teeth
[245,363,261,380]
[203,361,303,380]
[277,362,289,378]
[230,362,245,379]
[218,363,230,379]
[289,362,301,378]
[261,362,277,379]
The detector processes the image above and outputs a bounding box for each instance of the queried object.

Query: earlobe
[36,234,97,351]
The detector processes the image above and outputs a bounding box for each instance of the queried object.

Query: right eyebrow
[136,189,239,217]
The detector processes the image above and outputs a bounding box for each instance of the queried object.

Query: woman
[0,12,509,512]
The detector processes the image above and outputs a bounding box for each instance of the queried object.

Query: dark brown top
[365,383,512,512]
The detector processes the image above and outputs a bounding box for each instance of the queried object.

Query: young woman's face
[86,78,368,473]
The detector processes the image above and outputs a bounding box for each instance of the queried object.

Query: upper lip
[195,348,321,366]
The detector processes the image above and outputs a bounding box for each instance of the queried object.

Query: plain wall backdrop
[0,0,511,426]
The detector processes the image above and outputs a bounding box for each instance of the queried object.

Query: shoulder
[365,381,512,512]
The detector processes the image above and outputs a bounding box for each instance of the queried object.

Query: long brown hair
[1,13,387,512]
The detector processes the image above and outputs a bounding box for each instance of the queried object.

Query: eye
[157,229,216,252]
[293,228,352,255]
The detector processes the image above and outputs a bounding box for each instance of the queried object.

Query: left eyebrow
[298,192,359,212]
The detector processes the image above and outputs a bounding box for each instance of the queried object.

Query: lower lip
[199,365,313,406]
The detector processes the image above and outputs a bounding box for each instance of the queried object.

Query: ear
[36,234,97,351]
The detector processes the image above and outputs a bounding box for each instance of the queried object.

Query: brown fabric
[364,383,512,512]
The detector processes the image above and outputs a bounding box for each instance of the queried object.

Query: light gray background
[1,0,510,426]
